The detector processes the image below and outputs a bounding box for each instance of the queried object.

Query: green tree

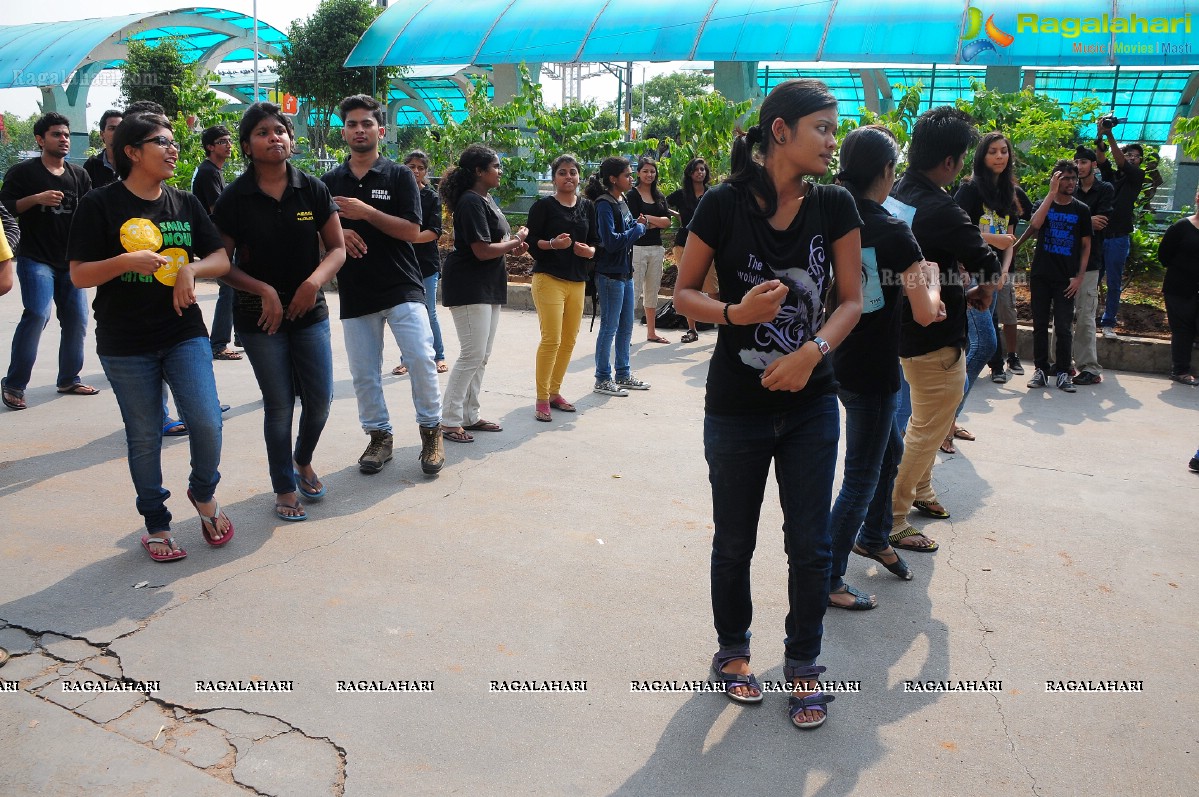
[654,90,752,194]
[613,71,713,141]
[1,112,39,174]
[1171,116,1199,161]
[166,66,242,191]
[277,0,398,159]
[121,38,189,119]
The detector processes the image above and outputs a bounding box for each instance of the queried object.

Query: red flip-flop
[141,535,187,562]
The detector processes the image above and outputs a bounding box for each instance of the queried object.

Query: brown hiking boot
[359,430,394,474]
[419,425,444,474]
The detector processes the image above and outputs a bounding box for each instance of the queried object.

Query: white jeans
[632,245,665,310]
[443,303,501,427]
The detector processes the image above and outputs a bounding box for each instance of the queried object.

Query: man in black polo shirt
[191,124,241,362]
[1,111,98,411]
[887,107,1002,553]
[83,109,122,188]
[321,94,444,476]
[1068,146,1114,384]
[1095,118,1161,338]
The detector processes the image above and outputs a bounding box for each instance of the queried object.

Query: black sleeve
[666,189,684,210]
[952,181,983,224]
[942,197,1002,281]
[186,193,225,257]
[687,185,729,250]
[1098,160,1116,183]
[625,190,642,215]
[211,187,239,241]
[422,189,443,236]
[1158,221,1183,267]
[0,201,18,252]
[585,199,600,247]
[192,165,224,213]
[1014,187,1033,221]
[1077,204,1093,238]
[309,176,338,229]
[393,166,422,226]
[76,165,92,198]
[525,197,549,264]
[66,192,109,264]
[1095,183,1116,217]
[823,184,864,243]
[0,162,27,215]
[456,193,494,245]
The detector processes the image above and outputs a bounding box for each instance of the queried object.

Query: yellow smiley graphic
[119,217,163,252]
[155,248,189,286]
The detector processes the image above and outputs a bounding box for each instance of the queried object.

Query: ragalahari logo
[960,6,1015,62]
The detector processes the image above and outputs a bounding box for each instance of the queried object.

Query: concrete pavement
[0,281,1196,796]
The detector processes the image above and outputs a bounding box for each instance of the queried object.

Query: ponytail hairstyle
[727,79,838,218]
[439,144,498,210]
[683,157,711,201]
[836,125,899,203]
[584,156,630,201]
[970,131,1017,219]
[634,156,666,204]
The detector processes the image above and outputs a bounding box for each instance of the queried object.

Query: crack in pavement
[1,620,347,796]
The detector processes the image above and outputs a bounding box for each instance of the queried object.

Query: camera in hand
[1099,114,1121,128]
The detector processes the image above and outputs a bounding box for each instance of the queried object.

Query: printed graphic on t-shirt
[979,204,1009,235]
[861,247,884,314]
[1042,206,1080,256]
[118,216,192,286]
[47,191,78,217]
[736,237,827,370]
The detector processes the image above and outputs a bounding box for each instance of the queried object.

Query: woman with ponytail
[438,145,528,443]
[826,125,946,608]
[584,156,649,397]
[674,79,863,730]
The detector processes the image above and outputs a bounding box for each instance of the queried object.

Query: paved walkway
[0,282,1195,796]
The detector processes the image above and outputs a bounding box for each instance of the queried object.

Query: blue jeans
[99,336,222,533]
[240,318,333,494]
[705,394,839,665]
[957,303,997,417]
[828,389,899,592]
[343,301,441,431]
[6,256,88,390]
[210,283,236,353]
[896,368,912,435]
[424,273,445,362]
[1100,235,1130,328]
[859,414,903,551]
[593,273,634,381]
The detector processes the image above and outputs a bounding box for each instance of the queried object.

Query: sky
[0,1,677,125]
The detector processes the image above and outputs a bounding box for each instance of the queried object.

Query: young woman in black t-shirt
[667,158,713,342]
[392,150,447,376]
[674,79,863,730]
[68,112,233,561]
[438,145,528,443]
[625,157,672,343]
[527,154,596,421]
[827,125,946,607]
[213,103,346,522]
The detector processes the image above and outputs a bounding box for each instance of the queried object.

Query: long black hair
[583,156,630,201]
[113,112,172,180]
[968,131,1018,218]
[634,156,666,204]
[683,157,711,200]
[440,144,497,210]
[836,125,899,203]
[727,79,838,218]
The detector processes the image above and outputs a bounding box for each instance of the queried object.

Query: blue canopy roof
[347,0,1198,68]
[0,7,288,90]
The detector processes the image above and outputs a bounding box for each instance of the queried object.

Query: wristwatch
[813,336,831,357]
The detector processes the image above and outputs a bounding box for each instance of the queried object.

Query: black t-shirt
[0,157,91,269]
[1099,159,1146,236]
[832,199,923,395]
[321,157,424,319]
[689,181,862,416]
[67,182,222,356]
[190,158,225,214]
[1075,178,1115,270]
[526,195,597,283]
[891,170,1002,357]
[441,191,510,307]
[213,163,337,332]
[625,189,669,247]
[83,151,118,189]
[1158,218,1199,297]
[414,184,443,279]
[1031,198,1093,283]
[666,187,702,248]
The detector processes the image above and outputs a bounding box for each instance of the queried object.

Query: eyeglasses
[214,138,233,146]
[138,135,181,151]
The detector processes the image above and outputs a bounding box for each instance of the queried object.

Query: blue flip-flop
[163,419,188,436]
[294,470,326,500]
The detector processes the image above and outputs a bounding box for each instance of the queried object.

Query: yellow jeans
[531,273,585,400]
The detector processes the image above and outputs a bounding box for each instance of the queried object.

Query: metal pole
[1110,65,1120,110]
[624,60,633,141]
[253,0,260,103]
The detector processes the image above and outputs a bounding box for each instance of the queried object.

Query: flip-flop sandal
[294,470,326,500]
[890,526,939,553]
[0,647,9,668]
[436,361,449,373]
[785,663,834,730]
[442,428,474,443]
[828,584,877,610]
[392,365,408,376]
[56,383,101,395]
[141,534,187,562]
[163,419,188,436]
[463,420,502,432]
[913,500,951,519]
[275,500,307,522]
[1171,373,1199,385]
[939,437,956,454]
[188,489,234,546]
[549,397,576,412]
[2,378,27,411]
[534,404,552,422]
[711,648,764,705]
[852,543,913,580]
[953,427,976,441]
[213,349,243,360]
[680,330,699,343]
[646,335,670,344]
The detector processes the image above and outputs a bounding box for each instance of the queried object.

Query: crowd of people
[0,79,1195,728]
